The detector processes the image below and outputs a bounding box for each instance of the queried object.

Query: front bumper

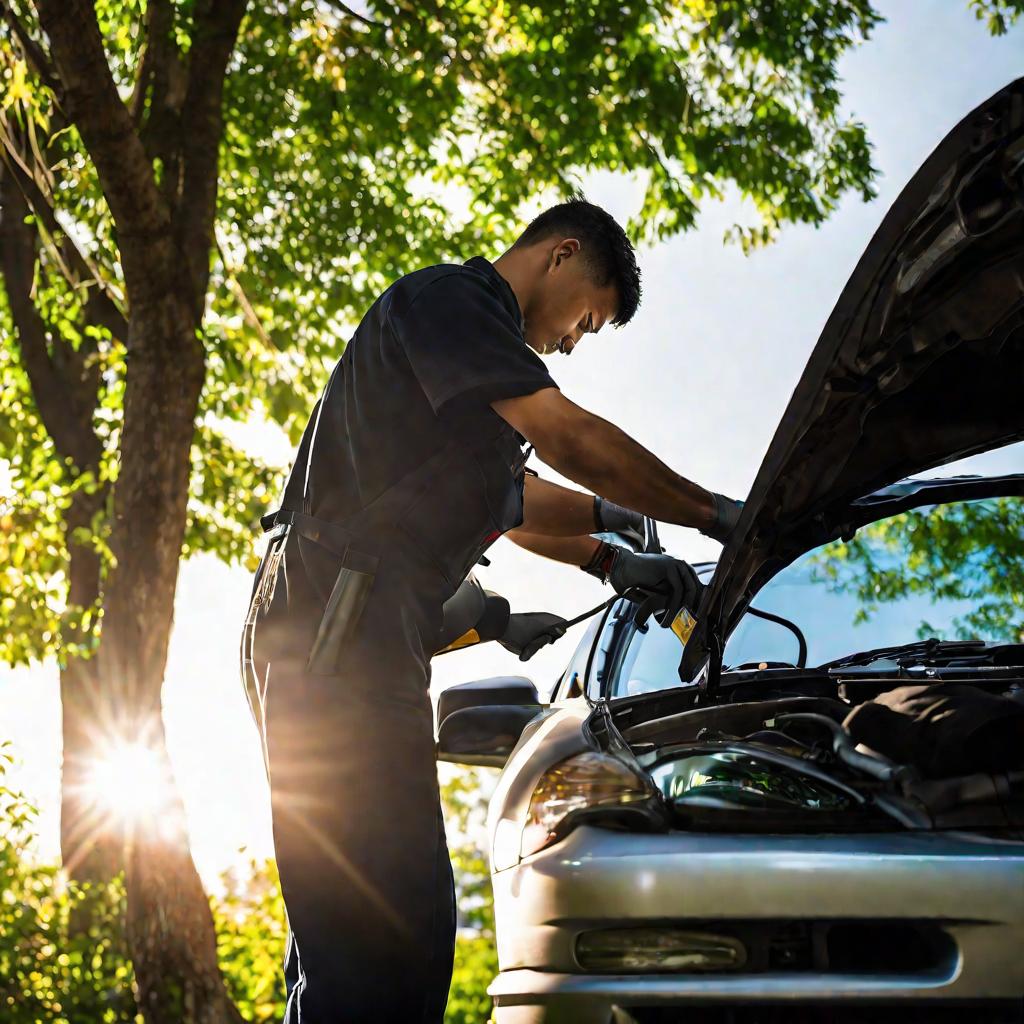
[489,825,1024,1023]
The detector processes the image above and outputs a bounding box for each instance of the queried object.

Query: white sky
[2,1,1022,888]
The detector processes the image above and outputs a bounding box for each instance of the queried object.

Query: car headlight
[519,751,654,859]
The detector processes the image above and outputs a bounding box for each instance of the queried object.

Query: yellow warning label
[671,608,696,646]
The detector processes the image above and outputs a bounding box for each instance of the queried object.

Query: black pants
[255,545,456,1023]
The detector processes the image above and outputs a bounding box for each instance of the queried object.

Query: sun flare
[85,741,173,825]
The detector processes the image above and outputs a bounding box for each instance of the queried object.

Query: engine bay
[593,668,1024,839]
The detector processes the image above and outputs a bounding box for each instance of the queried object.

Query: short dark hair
[513,193,642,326]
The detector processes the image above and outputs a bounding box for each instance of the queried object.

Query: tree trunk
[21,1,251,1015]
[60,487,125,883]
[95,294,243,1024]
[0,158,122,883]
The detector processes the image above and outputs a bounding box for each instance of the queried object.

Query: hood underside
[682,78,1024,684]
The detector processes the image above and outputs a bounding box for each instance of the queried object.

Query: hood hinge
[697,628,725,705]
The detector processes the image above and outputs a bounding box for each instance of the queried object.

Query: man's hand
[499,612,569,661]
[585,544,701,626]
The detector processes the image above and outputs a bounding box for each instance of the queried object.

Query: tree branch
[175,0,248,319]
[135,0,191,223]
[125,4,182,129]
[30,0,176,296]
[0,136,128,343]
[127,38,153,128]
[135,0,189,212]
[325,0,389,30]
[0,161,102,472]
[0,0,62,99]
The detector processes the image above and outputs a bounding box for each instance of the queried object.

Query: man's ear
[553,237,581,267]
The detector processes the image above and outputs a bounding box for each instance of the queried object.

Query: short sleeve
[388,270,558,417]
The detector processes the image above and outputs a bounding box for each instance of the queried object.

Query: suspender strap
[271,397,319,524]
[260,365,529,546]
[264,509,378,575]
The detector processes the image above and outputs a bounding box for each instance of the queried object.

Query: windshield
[611,496,1024,699]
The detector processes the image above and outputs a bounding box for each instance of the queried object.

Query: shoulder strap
[284,359,345,514]
[278,398,320,517]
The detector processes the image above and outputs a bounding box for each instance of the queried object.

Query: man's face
[522,239,620,356]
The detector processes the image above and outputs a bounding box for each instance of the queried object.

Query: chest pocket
[399,436,525,591]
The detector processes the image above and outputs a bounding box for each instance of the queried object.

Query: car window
[610,496,1023,696]
[552,609,605,701]
[612,566,714,698]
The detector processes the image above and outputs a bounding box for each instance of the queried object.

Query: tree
[0,742,137,1023]
[0,1,1020,1020]
[441,766,501,1024]
[814,497,1024,643]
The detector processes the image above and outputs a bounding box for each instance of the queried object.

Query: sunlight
[85,741,173,826]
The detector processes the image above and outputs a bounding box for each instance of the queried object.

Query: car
[436,77,1024,1023]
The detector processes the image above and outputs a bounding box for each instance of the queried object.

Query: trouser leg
[282,925,300,1021]
[264,662,456,1023]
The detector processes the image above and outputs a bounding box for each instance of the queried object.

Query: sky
[1,1,1022,888]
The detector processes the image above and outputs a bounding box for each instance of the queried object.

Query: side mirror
[436,676,543,768]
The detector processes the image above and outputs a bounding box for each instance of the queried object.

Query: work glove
[584,544,701,627]
[699,492,745,545]
[593,496,645,546]
[499,612,569,661]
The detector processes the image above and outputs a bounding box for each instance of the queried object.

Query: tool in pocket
[306,547,379,675]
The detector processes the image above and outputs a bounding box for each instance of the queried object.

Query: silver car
[437,78,1024,1023]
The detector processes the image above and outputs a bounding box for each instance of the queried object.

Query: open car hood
[681,77,1024,687]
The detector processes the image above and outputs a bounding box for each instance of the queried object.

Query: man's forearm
[519,475,598,536]
[540,411,715,530]
[506,530,602,567]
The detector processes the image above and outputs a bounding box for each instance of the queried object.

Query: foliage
[442,766,496,933]
[3,3,1019,671]
[0,0,936,667]
[447,935,500,1024]
[970,0,1024,34]
[0,743,137,1023]
[442,766,501,1024]
[210,859,288,1023]
[0,748,501,1023]
[813,498,1024,643]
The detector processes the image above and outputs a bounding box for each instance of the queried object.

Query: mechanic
[241,196,743,1024]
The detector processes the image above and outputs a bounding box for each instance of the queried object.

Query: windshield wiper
[821,638,1021,670]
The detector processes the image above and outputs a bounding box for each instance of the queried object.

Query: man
[241,196,742,1023]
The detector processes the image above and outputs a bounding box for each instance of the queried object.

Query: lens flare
[85,741,172,824]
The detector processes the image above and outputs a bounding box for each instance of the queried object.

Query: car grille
[624,1003,1024,1023]
[577,919,954,975]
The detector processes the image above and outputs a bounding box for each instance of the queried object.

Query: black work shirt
[304,256,558,573]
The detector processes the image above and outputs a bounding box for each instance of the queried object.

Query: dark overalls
[239,256,557,1023]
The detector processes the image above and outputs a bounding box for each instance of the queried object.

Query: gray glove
[594,496,645,545]
[599,546,701,627]
[499,612,569,661]
[700,492,744,544]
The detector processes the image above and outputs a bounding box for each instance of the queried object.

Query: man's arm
[436,573,569,662]
[494,388,717,531]
[506,528,601,567]
[518,475,597,536]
